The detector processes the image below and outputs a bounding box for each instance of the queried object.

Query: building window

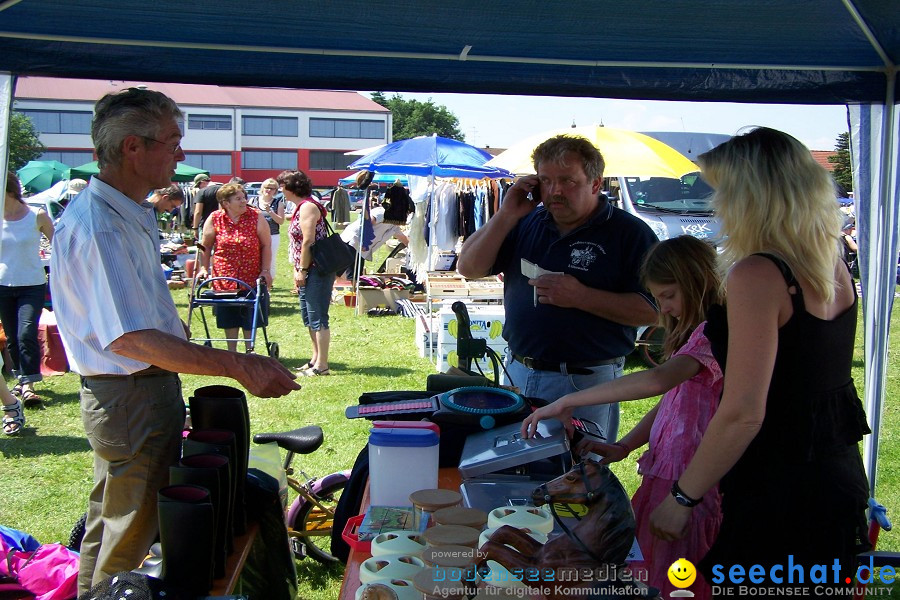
[18,110,93,134]
[188,114,232,130]
[309,151,354,171]
[182,153,232,175]
[241,151,297,170]
[242,116,298,137]
[38,150,94,167]
[309,118,385,139]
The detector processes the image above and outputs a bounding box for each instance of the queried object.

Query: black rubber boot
[157,484,215,596]
[170,453,230,579]
[189,385,250,534]
[182,428,236,554]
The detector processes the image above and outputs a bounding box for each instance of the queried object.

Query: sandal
[293,361,314,373]
[21,389,42,408]
[11,384,23,397]
[301,368,330,377]
[2,398,24,436]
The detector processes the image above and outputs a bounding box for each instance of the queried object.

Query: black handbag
[311,218,356,275]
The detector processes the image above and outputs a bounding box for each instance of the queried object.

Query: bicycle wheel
[290,478,347,563]
[68,511,87,551]
[638,325,666,367]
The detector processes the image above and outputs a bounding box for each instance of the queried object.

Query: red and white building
[13,77,391,187]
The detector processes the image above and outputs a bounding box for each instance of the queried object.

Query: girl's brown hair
[5,172,23,203]
[640,235,723,359]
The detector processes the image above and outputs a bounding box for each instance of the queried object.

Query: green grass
[0,235,897,599]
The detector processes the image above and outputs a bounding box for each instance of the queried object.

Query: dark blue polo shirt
[493,199,657,363]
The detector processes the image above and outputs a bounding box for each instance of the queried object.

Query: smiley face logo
[667,558,697,588]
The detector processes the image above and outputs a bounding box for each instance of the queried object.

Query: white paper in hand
[520,258,564,307]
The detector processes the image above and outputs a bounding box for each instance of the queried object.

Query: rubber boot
[189,385,250,534]
[170,453,230,579]
[182,428,236,554]
[157,484,215,596]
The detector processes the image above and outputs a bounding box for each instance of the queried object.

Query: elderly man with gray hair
[50,87,300,592]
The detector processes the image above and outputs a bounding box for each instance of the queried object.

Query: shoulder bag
[308,204,356,275]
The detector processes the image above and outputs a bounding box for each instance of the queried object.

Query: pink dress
[630,323,723,600]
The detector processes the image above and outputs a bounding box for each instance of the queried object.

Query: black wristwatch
[671,480,702,507]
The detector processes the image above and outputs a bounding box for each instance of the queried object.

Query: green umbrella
[66,161,210,183]
[16,160,71,193]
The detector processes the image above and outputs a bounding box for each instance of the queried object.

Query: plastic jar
[369,428,439,507]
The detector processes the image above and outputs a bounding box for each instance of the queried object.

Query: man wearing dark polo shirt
[457,134,658,442]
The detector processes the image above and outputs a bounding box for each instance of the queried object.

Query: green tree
[829,131,852,193]
[8,112,46,171]
[371,92,464,141]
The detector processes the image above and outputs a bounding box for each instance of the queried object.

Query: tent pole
[0,72,13,251]
[857,76,899,500]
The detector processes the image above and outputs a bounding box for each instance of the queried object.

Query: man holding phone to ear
[457,135,657,442]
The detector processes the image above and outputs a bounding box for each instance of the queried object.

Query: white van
[609,172,721,244]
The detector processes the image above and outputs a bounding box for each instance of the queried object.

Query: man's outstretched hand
[233,353,301,397]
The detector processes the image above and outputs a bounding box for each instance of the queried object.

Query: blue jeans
[0,284,46,384]
[503,352,624,443]
[298,267,335,331]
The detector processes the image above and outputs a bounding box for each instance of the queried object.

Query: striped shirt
[50,178,186,376]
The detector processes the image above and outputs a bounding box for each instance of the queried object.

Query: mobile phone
[529,181,542,203]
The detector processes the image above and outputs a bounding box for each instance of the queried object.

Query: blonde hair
[699,127,843,303]
[640,236,724,359]
[261,177,278,190]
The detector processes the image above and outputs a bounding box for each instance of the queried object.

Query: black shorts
[211,286,269,330]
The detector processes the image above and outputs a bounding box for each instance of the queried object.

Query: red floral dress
[210,208,261,290]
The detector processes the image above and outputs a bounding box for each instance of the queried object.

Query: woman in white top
[252,178,285,284]
[1,172,55,423]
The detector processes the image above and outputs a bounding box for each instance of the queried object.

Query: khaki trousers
[77,372,184,594]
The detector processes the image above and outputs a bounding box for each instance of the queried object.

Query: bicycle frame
[285,468,351,535]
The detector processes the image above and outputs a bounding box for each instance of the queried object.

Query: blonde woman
[649,128,869,596]
[252,178,285,283]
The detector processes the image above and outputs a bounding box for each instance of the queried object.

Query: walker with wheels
[187,275,279,358]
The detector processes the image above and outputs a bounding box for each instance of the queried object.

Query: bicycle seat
[253,426,324,455]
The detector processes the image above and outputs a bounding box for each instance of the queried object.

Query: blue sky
[382,92,848,152]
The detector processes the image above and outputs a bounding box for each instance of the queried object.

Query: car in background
[26,197,65,224]
[284,189,323,218]
[349,189,367,210]
[244,181,265,204]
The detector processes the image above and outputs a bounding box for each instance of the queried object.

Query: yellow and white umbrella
[486,126,698,178]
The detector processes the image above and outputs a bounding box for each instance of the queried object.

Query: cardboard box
[437,305,506,346]
[438,341,508,375]
[357,287,390,311]
[357,286,411,312]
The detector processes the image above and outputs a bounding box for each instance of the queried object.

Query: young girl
[520,235,724,600]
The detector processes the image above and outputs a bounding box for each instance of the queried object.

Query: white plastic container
[369,428,439,507]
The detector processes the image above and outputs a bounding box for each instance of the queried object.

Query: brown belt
[83,366,175,380]
[512,354,623,373]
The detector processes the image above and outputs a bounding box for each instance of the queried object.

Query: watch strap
[671,480,702,507]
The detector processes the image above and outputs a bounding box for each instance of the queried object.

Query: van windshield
[622,173,714,214]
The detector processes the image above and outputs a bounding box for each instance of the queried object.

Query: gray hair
[531,134,605,181]
[92,87,183,169]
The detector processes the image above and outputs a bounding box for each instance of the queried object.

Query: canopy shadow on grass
[0,434,91,458]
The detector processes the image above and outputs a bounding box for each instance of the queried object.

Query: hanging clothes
[383,182,413,224]
[432,181,458,252]
[331,186,351,223]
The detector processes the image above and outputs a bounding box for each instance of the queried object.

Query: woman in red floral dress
[197,182,273,352]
